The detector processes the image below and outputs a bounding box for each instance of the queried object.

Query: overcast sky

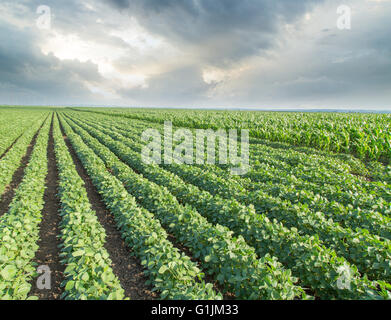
[0,0,390,109]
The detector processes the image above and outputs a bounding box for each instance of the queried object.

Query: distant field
[71,107,391,165]
[1,106,391,300]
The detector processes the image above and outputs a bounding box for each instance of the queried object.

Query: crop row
[0,115,48,198]
[68,107,391,164]
[67,113,391,239]
[201,162,391,240]
[0,118,50,299]
[52,115,125,300]
[70,111,361,178]
[60,113,309,300]
[66,114,391,283]
[83,114,391,237]
[0,111,44,157]
[70,111,391,220]
[245,161,391,211]
[63,113,391,300]
[58,114,222,300]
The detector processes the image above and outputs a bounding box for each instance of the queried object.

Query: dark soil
[58,116,156,300]
[29,115,65,299]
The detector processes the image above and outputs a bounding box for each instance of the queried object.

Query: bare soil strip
[29,115,65,300]
[0,118,47,217]
[0,133,23,161]
[59,118,156,300]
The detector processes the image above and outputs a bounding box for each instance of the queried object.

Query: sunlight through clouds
[0,0,390,109]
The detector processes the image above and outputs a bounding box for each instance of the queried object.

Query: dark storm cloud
[105,0,323,64]
[276,7,391,108]
[0,0,390,109]
[0,21,102,105]
[222,14,391,110]
[101,0,391,108]
[21,0,131,50]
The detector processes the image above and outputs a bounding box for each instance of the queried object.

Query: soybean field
[1,106,391,300]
